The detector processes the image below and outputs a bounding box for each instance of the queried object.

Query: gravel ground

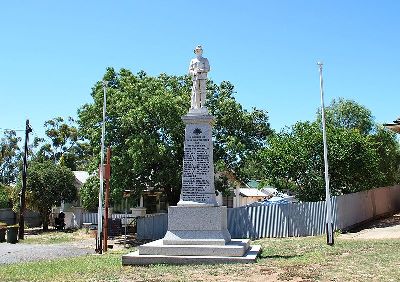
[1,213,398,265]
[0,239,95,265]
[340,213,400,240]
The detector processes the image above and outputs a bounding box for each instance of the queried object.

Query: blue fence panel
[137,213,168,240]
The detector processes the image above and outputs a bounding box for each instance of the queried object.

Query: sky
[1,1,400,140]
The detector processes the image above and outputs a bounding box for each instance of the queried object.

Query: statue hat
[194,45,203,53]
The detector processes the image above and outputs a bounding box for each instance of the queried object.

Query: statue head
[194,45,203,57]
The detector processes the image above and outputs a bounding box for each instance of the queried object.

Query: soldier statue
[188,45,210,111]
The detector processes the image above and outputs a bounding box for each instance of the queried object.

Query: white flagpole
[97,80,107,252]
[317,62,334,246]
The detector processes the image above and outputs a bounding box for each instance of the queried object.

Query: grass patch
[0,250,126,282]
[1,235,399,281]
[22,229,91,244]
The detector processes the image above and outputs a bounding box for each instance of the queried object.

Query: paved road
[0,239,95,265]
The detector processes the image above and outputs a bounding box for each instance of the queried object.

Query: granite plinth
[163,230,231,245]
[122,243,261,265]
[168,206,228,230]
[139,239,250,257]
[163,205,231,245]
[187,107,209,116]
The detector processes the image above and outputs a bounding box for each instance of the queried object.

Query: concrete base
[163,205,231,245]
[122,244,261,265]
[163,230,231,245]
[140,239,250,257]
[122,205,261,266]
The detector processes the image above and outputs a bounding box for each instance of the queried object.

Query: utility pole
[103,147,111,252]
[19,119,32,240]
[96,81,107,253]
[318,62,334,246]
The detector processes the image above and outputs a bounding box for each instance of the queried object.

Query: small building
[235,188,268,206]
[73,171,90,207]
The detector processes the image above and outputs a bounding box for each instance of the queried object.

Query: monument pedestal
[163,206,231,245]
[122,111,260,265]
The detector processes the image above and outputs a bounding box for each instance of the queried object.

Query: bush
[0,184,11,209]
[80,176,100,212]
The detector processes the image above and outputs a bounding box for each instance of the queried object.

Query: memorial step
[139,239,250,257]
[122,245,261,265]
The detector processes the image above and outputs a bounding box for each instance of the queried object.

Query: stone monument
[122,46,260,265]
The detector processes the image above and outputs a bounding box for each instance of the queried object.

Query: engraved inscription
[181,124,214,204]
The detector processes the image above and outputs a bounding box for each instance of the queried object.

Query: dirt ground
[340,213,400,239]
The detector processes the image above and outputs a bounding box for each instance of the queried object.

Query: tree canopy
[78,68,272,205]
[0,130,22,185]
[0,183,12,209]
[79,176,100,212]
[254,99,400,201]
[34,117,91,170]
[22,160,77,230]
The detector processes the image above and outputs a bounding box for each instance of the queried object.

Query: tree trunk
[42,210,50,231]
[165,186,180,206]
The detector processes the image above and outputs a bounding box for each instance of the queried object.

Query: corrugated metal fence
[227,200,337,239]
[0,209,42,227]
[136,213,168,240]
[136,185,400,240]
[82,212,135,226]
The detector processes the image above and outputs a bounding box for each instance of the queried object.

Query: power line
[0,128,25,132]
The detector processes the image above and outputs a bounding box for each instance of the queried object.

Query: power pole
[103,147,111,252]
[318,62,334,246]
[19,119,32,240]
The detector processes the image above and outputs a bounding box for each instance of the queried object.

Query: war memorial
[122,46,260,265]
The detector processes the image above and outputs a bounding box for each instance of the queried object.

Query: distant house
[72,171,90,207]
[51,171,90,229]
[236,188,268,206]
[215,172,269,208]
[217,177,297,208]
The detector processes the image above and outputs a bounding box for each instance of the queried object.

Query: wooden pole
[19,120,32,240]
[103,147,111,252]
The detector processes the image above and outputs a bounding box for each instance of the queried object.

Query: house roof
[239,188,268,197]
[261,187,279,196]
[246,180,260,189]
[384,117,400,133]
[73,171,90,185]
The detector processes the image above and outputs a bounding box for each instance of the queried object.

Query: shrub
[0,184,11,209]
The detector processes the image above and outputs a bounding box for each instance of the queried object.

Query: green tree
[78,68,271,205]
[79,176,100,212]
[370,126,400,185]
[0,183,12,208]
[207,81,272,182]
[320,98,374,135]
[34,117,91,170]
[22,160,77,230]
[0,130,22,185]
[255,99,400,201]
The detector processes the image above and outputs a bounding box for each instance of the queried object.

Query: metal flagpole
[317,62,334,246]
[97,81,107,253]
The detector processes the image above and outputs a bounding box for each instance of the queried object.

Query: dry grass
[22,228,92,244]
[1,234,399,281]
